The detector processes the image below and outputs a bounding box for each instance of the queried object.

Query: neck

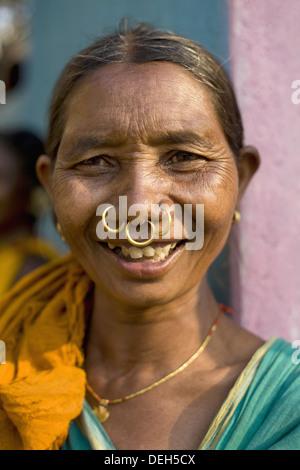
[85,278,220,381]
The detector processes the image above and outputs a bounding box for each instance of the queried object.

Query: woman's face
[43,62,240,306]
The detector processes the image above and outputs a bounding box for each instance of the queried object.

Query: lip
[98,240,186,279]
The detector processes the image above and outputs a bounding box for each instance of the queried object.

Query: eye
[167,151,207,164]
[76,155,112,168]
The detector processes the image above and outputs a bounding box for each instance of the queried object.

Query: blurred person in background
[0,130,57,296]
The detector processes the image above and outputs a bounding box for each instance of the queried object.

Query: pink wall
[229,0,300,341]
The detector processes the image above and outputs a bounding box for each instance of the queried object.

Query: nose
[116,166,165,222]
[101,160,176,243]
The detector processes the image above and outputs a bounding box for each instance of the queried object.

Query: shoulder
[203,337,300,450]
[237,337,300,408]
[256,337,300,398]
[257,337,300,383]
[239,338,300,449]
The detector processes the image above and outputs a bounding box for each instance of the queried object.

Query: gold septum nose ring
[101,205,172,247]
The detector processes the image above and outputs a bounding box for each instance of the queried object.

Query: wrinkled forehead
[67,61,209,105]
[62,62,223,139]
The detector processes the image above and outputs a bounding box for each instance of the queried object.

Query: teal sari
[62,338,300,450]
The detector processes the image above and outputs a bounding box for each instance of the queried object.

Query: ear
[36,155,54,200]
[236,145,260,209]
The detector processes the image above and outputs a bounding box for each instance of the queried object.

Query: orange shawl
[0,236,58,297]
[0,254,92,450]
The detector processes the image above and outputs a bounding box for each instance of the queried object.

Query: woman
[0,23,299,450]
[0,130,57,296]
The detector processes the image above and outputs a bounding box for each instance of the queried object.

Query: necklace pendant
[94,404,110,423]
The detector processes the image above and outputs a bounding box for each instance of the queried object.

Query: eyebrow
[62,130,215,160]
[61,136,123,159]
[148,130,215,148]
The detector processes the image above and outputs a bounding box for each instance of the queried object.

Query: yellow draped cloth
[0,237,58,297]
[0,254,92,450]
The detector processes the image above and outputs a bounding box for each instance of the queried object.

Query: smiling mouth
[98,240,186,262]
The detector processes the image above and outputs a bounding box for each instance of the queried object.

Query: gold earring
[126,220,155,247]
[232,210,241,225]
[102,205,126,233]
[56,222,66,242]
[154,208,172,236]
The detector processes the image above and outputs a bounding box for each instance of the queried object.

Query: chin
[100,278,180,309]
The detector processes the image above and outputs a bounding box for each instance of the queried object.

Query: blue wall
[5,0,230,134]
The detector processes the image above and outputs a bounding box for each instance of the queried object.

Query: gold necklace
[86,306,224,423]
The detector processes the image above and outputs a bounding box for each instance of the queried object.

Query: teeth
[105,241,180,261]
[128,247,143,259]
[162,244,172,254]
[143,246,155,257]
[122,246,129,256]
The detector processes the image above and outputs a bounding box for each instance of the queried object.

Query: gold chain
[86,307,224,423]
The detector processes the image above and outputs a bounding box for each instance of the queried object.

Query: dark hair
[46,22,244,161]
[0,130,44,187]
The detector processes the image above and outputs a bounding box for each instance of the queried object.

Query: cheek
[177,162,238,224]
[201,166,238,257]
[173,163,238,260]
[52,174,103,233]
[205,172,238,240]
